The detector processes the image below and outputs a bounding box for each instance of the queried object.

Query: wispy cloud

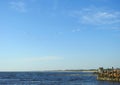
[1,56,62,64]
[23,56,62,62]
[72,7,120,25]
[10,1,27,12]
[72,28,80,33]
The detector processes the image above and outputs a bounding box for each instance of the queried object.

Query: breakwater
[97,67,120,82]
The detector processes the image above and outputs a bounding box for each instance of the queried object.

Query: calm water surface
[0,72,120,85]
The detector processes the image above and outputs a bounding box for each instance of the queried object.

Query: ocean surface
[0,72,120,85]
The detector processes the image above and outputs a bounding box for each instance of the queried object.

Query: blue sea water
[0,72,120,85]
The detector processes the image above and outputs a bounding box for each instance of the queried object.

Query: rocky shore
[97,67,120,82]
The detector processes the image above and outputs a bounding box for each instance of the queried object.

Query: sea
[0,71,120,85]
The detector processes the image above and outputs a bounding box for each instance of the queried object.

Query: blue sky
[0,0,120,71]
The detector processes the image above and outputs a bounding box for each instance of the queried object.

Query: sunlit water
[0,72,120,85]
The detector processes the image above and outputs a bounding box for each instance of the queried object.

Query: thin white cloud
[96,26,120,31]
[23,56,62,62]
[1,56,62,64]
[10,1,26,12]
[72,7,120,25]
[72,28,80,33]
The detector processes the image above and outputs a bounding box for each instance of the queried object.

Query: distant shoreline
[0,69,98,73]
[44,69,98,73]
